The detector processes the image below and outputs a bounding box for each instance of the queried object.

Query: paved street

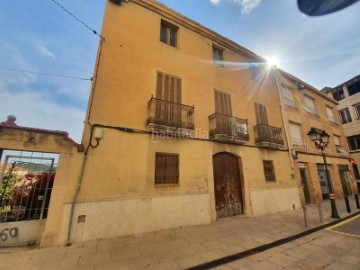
[222,227,360,270]
[0,199,359,270]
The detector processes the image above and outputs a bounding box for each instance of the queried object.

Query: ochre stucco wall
[20,0,303,245]
[278,75,358,204]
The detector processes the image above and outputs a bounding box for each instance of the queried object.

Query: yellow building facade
[321,75,360,192]
[58,0,301,244]
[277,71,358,205]
[3,0,358,248]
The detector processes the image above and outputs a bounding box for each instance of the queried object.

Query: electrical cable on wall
[0,67,92,81]
[50,0,105,40]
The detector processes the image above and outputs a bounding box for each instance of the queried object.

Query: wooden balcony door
[214,90,232,133]
[213,152,243,218]
[255,103,268,125]
[156,72,182,125]
[255,103,271,140]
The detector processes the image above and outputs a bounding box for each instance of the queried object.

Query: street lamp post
[307,128,340,219]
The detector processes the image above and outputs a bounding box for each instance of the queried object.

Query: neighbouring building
[322,74,360,192]
[277,71,357,205]
[0,117,81,247]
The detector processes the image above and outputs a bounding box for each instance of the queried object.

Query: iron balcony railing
[209,113,249,141]
[254,124,284,145]
[147,96,194,130]
[292,138,308,149]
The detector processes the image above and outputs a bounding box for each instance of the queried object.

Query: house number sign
[0,228,19,241]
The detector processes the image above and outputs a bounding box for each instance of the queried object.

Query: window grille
[263,160,276,181]
[155,153,179,184]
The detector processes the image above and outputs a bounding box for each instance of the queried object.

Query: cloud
[0,40,37,89]
[36,44,56,60]
[0,90,85,143]
[210,0,262,14]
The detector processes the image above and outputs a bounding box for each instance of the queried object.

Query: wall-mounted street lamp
[307,128,340,218]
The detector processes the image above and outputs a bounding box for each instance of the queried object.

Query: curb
[186,211,360,270]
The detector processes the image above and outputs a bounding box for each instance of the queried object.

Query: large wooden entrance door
[213,153,243,218]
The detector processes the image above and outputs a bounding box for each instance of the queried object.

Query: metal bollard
[355,194,360,209]
[345,196,351,213]
[303,206,308,227]
[318,203,323,223]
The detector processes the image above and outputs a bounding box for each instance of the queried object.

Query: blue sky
[0,0,359,142]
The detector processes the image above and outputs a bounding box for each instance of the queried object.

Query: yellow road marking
[325,215,360,238]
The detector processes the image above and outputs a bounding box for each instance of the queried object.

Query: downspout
[272,67,294,172]
[66,127,95,246]
[66,36,105,246]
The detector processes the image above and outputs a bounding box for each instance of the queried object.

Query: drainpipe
[66,126,96,246]
[272,67,294,172]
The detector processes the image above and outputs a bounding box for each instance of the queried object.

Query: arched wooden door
[213,152,244,218]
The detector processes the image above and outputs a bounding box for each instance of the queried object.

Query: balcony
[292,138,308,149]
[254,124,284,149]
[209,113,249,144]
[146,97,194,136]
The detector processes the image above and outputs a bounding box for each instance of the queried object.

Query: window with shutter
[283,86,297,108]
[334,135,340,146]
[304,96,317,115]
[255,103,268,125]
[290,123,306,148]
[155,153,179,185]
[154,71,182,125]
[326,106,337,123]
[156,72,182,103]
[214,90,232,116]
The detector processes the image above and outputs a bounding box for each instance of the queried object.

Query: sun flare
[267,57,279,67]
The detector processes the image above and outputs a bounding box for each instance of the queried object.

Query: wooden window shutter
[156,72,181,103]
[255,103,268,125]
[170,77,175,102]
[156,72,163,99]
[226,93,232,116]
[176,78,181,103]
[164,74,170,101]
[214,90,232,116]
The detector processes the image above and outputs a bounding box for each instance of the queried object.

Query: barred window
[155,153,179,184]
[263,160,276,181]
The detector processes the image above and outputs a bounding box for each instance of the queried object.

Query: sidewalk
[0,198,359,270]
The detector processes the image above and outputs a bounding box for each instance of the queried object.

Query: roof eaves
[0,125,80,148]
[278,69,338,105]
